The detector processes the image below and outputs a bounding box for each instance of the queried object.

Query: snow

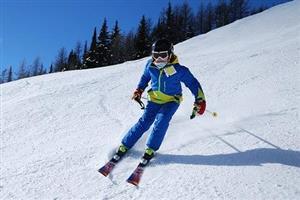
[1,1,300,199]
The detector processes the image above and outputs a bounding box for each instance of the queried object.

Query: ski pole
[134,98,145,110]
[206,109,218,117]
[190,108,218,119]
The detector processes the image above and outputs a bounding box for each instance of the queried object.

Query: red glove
[194,99,206,115]
[132,88,143,100]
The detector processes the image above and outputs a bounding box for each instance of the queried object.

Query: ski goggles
[152,51,169,59]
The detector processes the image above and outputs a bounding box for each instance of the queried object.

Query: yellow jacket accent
[148,90,183,104]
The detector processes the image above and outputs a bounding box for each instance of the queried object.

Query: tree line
[1,0,269,84]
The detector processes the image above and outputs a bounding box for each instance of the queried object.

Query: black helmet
[152,39,174,55]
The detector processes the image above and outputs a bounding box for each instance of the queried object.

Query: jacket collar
[169,54,179,64]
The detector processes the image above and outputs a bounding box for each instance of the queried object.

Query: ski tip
[98,161,116,177]
[98,169,108,177]
[127,179,139,187]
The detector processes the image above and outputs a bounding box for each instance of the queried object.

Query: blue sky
[1,0,290,73]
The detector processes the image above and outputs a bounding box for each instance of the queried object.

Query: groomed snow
[1,1,300,199]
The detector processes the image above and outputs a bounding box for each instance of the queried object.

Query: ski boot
[112,144,128,162]
[140,147,155,167]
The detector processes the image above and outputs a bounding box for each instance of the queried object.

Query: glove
[132,88,143,101]
[194,98,206,115]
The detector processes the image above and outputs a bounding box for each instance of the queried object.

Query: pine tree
[83,41,88,57]
[176,2,195,41]
[204,3,215,33]
[7,66,13,82]
[67,50,77,70]
[82,41,88,69]
[250,5,266,15]
[195,3,206,34]
[151,17,165,41]
[229,0,249,23]
[54,47,68,72]
[215,0,230,28]
[1,68,7,84]
[165,2,176,43]
[74,41,82,69]
[110,20,124,64]
[135,15,151,59]
[67,51,72,71]
[18,59,28,79]
[38,64,47,75]
[84,28,98,68]
[32,57,41,76]
[97,18,111,66]
[49,64,53,73]
[124,30,136,61]
[90,27,97,52]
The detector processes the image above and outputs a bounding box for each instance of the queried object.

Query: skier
[114,39,206,165]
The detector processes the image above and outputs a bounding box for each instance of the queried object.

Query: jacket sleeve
[180,66,205,101]
[137,61,151,91]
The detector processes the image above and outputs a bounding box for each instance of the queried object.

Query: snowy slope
[1,1,300,199]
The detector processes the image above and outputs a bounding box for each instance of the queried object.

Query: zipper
[158,70,163,91]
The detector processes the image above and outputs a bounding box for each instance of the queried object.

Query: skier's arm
[181,67,205,101]
[137,63,151,91]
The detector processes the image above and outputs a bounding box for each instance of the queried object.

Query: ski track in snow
[1,1,300,199]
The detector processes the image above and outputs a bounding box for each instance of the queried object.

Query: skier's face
[152,51,169,68]
[152,51,169,60]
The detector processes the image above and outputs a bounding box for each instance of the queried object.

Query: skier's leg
[146,102,180,151]
[121,101,161,149]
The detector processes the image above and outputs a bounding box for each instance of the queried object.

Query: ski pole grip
[190,107,198,119]
[134,98,145,110]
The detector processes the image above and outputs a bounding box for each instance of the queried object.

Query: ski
[98,160,117,177]
[126,158,151,186]
[126,163,145,186]
[98,145,128,177]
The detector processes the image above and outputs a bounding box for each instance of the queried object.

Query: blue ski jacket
[137,55,205,104]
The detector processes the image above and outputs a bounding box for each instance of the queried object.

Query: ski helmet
[152,39,174,56]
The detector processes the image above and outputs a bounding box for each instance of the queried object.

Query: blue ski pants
[122,101,180,151]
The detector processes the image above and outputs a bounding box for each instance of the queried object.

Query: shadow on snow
[156,148,300,167]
